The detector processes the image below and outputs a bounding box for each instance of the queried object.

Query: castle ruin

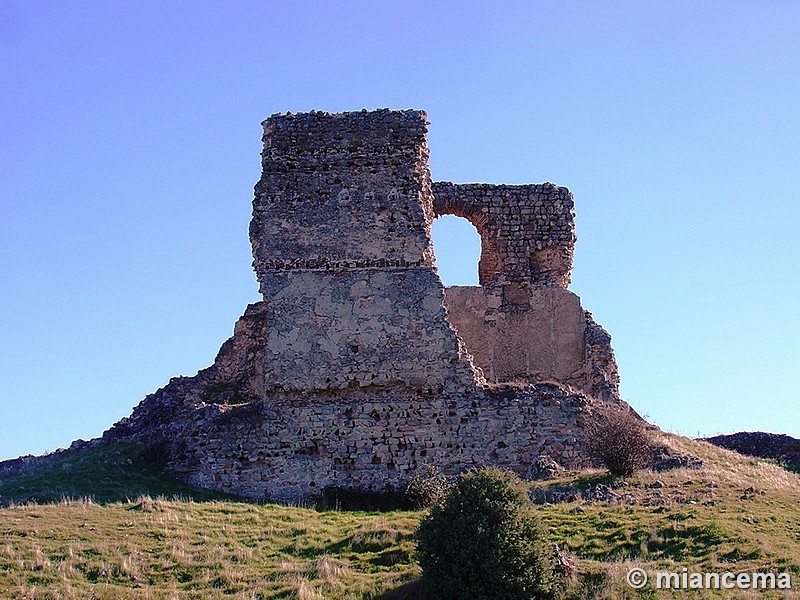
[107,109,623,501]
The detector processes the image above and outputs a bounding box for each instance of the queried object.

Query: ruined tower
[249,110,480,397]
[107,109,622,501]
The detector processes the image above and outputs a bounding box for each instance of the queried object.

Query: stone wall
[177,385,595,502]
[440,287,620,401]
[261,269,480,395]
[107,306,598,501]
[251,110,437,277]
[430,180,619,401]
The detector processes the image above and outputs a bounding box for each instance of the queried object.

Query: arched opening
[430,215,481,287]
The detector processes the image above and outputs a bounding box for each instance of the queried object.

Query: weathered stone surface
[111,382,596,502]
[251,109,436,277]
[429,177,620,401]
[432,182,575,287]
[103,108,628,501]
[441,286,619,401]
[261,269,479,394]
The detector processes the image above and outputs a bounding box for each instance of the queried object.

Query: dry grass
[660,433,800,491]
[0,498,420,599]
[533,432,800,598]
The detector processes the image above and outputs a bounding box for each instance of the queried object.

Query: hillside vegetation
[1,434,799,598]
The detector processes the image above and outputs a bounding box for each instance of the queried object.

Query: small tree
[584,405,653,477]
[416,467,563,600]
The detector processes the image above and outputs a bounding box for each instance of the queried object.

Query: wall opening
[430,215,481,287]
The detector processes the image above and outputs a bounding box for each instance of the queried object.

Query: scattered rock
[650,445,703,471]
[531,455,564,480]
[552,545,578,582]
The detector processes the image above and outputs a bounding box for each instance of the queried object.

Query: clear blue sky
[2,1,799,460]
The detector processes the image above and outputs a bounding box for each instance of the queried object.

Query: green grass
[0,443,232,505]
[536,434,800,598]
[2,434,800,598]
[0,498,420,599]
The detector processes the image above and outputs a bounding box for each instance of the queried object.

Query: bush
[782,460,800,474]
[416,467,564,600]
[583,405,653,477]
[404,465,452,510]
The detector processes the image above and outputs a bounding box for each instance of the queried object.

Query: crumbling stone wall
[104,108,626,501]
[180,386,595,502]
[251,110,437,277]
[111,376,595,502]
[439,286,619,401]
[431,182,619,400]
[108,309,597,501]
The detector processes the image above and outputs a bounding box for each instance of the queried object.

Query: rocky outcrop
[703,432,800,464]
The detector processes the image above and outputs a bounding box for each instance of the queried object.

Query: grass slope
[1,434,799,598]
[0,444,233,505]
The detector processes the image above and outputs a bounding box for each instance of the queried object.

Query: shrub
[416,467,564,600]
[404,464,452,509]
[583,405,653,477]
[782,460,800,474]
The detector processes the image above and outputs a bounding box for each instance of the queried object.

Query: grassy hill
[1,434,799,599]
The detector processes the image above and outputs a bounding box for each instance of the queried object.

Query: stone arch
[431,197,503,287]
